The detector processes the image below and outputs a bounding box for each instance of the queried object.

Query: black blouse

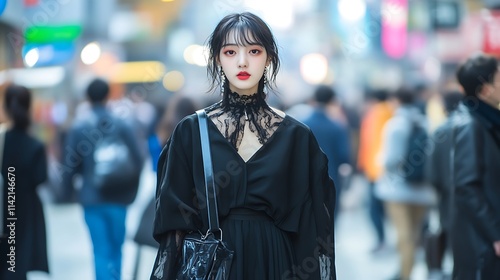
[151,106,336,279]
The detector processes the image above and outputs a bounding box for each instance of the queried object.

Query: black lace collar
[205,88,283,150]
[223,90,267,111]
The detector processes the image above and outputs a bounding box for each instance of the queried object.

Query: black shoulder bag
[176,110,234,280]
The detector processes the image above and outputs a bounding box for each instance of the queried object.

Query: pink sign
[24,0,38,6]
[483,10,500,57]
[381,0,408,59]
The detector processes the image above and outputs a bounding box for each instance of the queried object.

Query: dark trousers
[368,181,385,244]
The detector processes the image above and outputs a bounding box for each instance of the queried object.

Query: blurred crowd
[1,0,500,279]
[2,51,500,280]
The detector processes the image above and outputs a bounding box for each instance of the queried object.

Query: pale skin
[218,32,284,162]
[479,68,500,109]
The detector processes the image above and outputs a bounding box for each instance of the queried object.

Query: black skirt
[221,208,295,280]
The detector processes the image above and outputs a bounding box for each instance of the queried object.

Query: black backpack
[398,119,430,183]
[92,123,141,196]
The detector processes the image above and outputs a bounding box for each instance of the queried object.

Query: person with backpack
[375,87,436,280]
[62,78,143,280]
[357,89,393,254]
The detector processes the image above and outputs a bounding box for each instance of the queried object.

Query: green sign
[25,25,82,43]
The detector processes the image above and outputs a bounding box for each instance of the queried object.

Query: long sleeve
[151,122,202,279]
[453,121,500,242]
[288,133,336,280]
[151,231,185,280]
[152,133,201,240]
[311,149,336,280]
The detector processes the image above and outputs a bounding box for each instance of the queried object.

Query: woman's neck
[228,83,259,96]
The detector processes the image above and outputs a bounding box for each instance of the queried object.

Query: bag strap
[196,109,220,232]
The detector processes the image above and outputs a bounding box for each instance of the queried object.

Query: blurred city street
[0,0,495,279]
[28,168,451,280]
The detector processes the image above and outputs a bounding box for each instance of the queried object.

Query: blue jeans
[84,205,127,280]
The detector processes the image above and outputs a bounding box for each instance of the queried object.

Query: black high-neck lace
[205,89,284,151]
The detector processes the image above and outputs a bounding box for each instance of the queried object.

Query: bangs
[206,12,280,93]
[223,27,263,47]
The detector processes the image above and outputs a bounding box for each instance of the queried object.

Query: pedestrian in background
[62,78,143,280]
[303,85,350,218]
[426,89,463,278]
[134,93,197,248]
[451,54,500,280]
[151,12,336,280]
[376,87,436,280]
[0,84,49,280]
[357,89,393,254]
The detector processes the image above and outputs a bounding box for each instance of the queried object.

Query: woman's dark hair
[4,84,32,130]
[206,12,280,96]
[456,54,498,97]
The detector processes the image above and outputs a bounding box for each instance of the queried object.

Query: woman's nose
[237,53,247,68]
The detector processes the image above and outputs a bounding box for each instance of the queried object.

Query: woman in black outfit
[0,84,49,280]
[151,12,336,280]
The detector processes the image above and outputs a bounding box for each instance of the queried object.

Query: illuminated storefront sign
[381,0,408,59]
[483,10,500,57]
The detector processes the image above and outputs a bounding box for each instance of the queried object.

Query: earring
[263,66,268,86]
[219,66,226,95]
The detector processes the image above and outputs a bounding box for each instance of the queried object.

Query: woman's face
[218,30,268,96]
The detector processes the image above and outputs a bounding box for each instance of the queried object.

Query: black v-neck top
[152,110,336,279]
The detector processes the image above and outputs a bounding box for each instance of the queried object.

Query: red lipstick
[237,71,251,80]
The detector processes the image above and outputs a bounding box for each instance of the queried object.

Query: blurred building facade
[0,0,499,143]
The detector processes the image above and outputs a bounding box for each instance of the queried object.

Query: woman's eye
[250,49,261,54]
[224,50,235,55]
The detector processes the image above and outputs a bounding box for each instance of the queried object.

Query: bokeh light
[24,48,40,68]
[300,53,328,85]
[338,0,367,22]
[81,42,101,65]
[163,71,185,92]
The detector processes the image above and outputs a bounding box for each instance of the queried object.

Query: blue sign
[0,0,6,16]
[22,42,75,67]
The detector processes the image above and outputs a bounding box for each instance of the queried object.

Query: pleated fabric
[220,209,296,280]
